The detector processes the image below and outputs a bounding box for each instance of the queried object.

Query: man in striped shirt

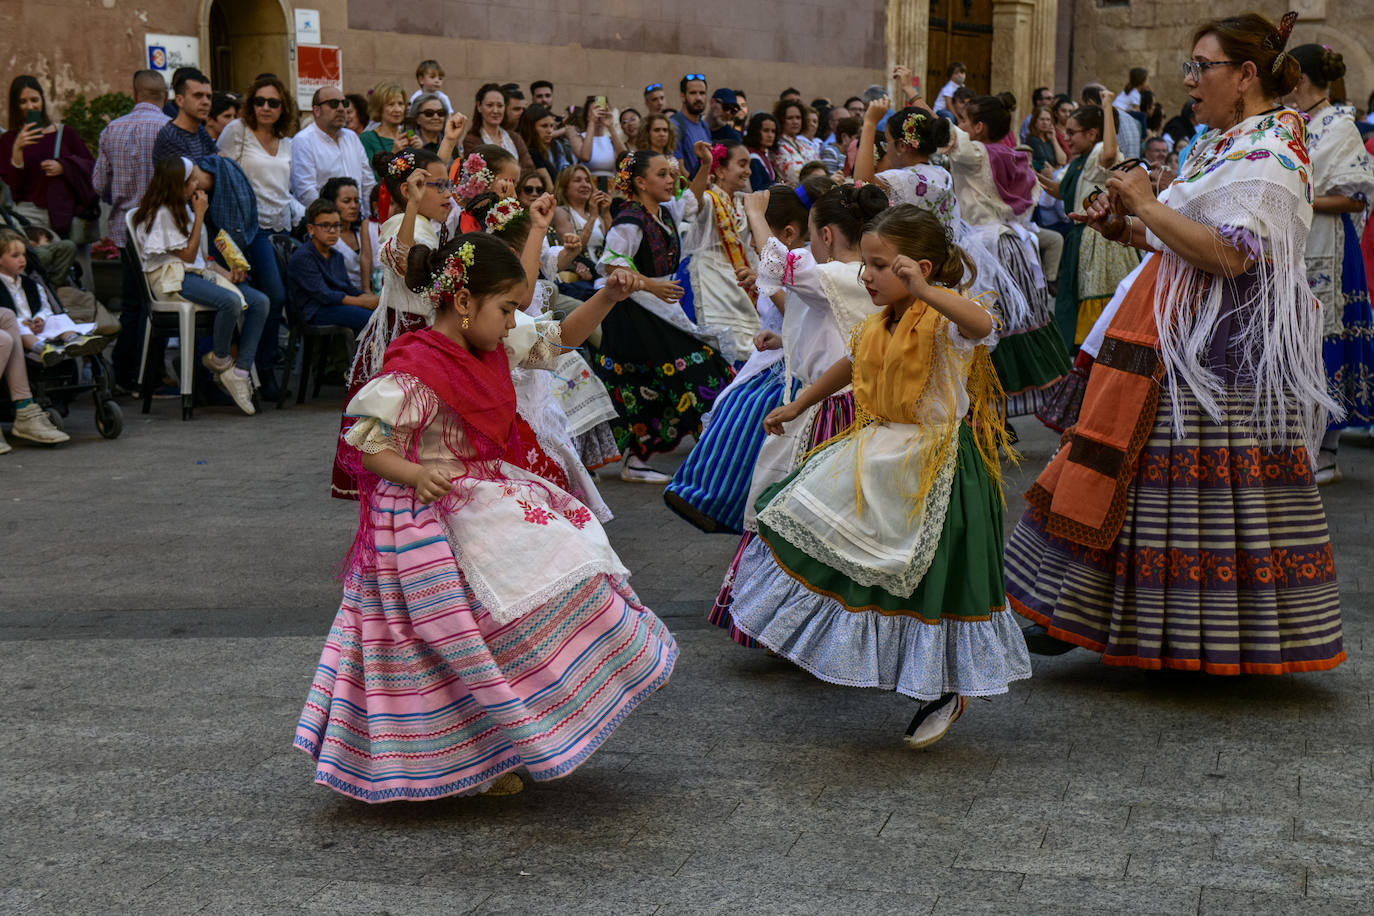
[93,69,170,388]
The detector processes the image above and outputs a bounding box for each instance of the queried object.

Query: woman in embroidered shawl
[297,228,677,802]
[726,204,1031,749]
[591,146,735,483]
[1282,43,1374,485]
[1007,12,1347,675]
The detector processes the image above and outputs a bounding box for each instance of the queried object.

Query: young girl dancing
[726,204,1031,748]
[331,149,453,498]
[665,175,833,534]
[710,182,887,643]
[297,228,677,802]
[683,141,761,360]
[591,147,736,483]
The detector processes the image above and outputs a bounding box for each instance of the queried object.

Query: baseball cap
[711,88,739,107]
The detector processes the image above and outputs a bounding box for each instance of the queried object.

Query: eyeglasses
[311,221,342,232]
[418,108,445,118]
[251,96,282,109]
[1181,60,1241,81]
[521,185,544,195]
[683,74,706,83]
[425,180,456,193]
[644,83,663,93]
[319,98,350,109]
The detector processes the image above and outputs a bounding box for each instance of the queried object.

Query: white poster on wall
[145,34,200,73]
[294,9,322,44]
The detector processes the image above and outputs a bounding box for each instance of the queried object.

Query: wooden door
[926,0,995,97]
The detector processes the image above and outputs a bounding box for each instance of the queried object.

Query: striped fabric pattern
[665,361,791,534]
[295,486,678,802]
[710,390,856,646]
[1006,389,1345,674]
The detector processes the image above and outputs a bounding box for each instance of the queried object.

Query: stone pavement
[2,395,1372,915]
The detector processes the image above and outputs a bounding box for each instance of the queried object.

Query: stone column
[886,0,930,100]
[992,0,1057,126]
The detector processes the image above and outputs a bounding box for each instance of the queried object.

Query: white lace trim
[344,416,399,455]
[755,237,791,297]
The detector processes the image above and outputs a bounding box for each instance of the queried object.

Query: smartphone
[24,109,42,128]
[595,96,608,110]
[595,175,609,193]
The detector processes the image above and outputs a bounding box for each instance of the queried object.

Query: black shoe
[1021,623,1076,656]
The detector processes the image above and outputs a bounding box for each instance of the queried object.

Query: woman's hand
[528,193,556,230]
[603,267,643,302]
[1105,164,1154,215]
[753,329,781,351]
[864,96,890,128]
[191,188,210,218]
[444,112,468,142]
[390,134,408,153]
[12,124,40,162]
[412,467,453,504]
[227,267,247,284]
[39,159,63,177]
[591,189,612,215]
[891,254,931,298]
[646,277,683,301]
[762,400,803,435]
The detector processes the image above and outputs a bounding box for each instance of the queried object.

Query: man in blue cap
[709,88,743,143]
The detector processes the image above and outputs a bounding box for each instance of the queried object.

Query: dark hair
[1124,67,1149,92]
[680,74,707,94]
[834,116,862,143]
[530,79,553,94]
[780,87,801,99]
[618,148,666,197]
[241,75,295,137]
[797,160,828,183]
[473,143,516,177]
[173,69,210,96]
[474,82,505,109]
[995,91,1017,113]
[1192,14,1301,98]
[346,92,369,121]
[1289,43,1346,90]
[621,106,641,119]
[405,231,526,303]
[1032,87,1051,102]
[1068,104,1112,138]
[810,183,889,247]
[771,99,805,135]
[868,204,975,291]
[209,91,239,121]
[517,104,555,153]
[843,96,863,109]
[887,107,951,156]
[744,112,778,150]
[709,139,745,174]
[305,198,339,225]
[415,59,445,79]
[371,148,442,201]
[946,62,966,79]
[504,87,525,102]
[133,157,192,235]
[952,86,975,104]
[319,176,361,226]
[967,95,1013,142]
[764,176,833,236]
[7,75,48,132]
[634,113,678,154]
[467,191,533,250]
[734,89,747,100]
[1081,85,1104,106]
[132,69,168,101]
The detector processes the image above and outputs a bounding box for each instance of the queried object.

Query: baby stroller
[0,245,122,439]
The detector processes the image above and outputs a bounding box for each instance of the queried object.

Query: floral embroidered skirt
[589,301,733,458]
[1006,387,1345,674]
[723,424,1032,700]
[1321,213,1374,430]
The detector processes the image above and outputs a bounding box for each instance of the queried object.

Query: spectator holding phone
[0,75,98,242]
[360,81,419,178]
[570,95,626,186]
[552,164,611,263]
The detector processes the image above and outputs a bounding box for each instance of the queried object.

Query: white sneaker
[0,426,11,455]
[9,403,70,445]
[218,369,256,415]
[619,456,670,484]
[903,693,966,750]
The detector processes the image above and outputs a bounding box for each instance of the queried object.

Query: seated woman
[131,156,268,415]
[318,177,374,291]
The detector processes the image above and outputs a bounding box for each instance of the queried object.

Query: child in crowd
[131,156,269,416]
[409,59,453,116]
[286,198,379,334]
[0,279,69,452]
[684,140,760,360]
[667,174,834,535]
[0,228,103,365]
[297,226,677,801]
[728,204,1030,748]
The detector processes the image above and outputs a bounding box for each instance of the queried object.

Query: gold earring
[462,314,470,329]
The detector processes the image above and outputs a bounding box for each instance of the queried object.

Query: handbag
[54,126,103,244]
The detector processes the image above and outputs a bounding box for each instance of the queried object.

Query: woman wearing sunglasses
[406,92,463,163]
[1006,12,1347,678]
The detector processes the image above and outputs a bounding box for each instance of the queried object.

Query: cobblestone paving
[2,397,1371,915]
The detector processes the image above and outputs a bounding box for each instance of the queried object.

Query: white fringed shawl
[1145,109,1339,461]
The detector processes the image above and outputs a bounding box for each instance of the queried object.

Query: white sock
[232,368,250,380]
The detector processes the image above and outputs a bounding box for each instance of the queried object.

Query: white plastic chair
[124,210,254,420]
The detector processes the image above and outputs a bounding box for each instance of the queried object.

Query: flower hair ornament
[900,112,927,148]
[485,197,527,233]
[1265,10,1299,74]
[455,152,494,199]
[613,151,636,194]
[387,150,416,178]
[432,241,477,299]
[709,143,729,172]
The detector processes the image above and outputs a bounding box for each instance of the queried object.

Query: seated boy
[287,200,378,333]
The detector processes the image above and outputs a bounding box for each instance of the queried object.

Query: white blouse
[943,125,1016,227]
[580,133,617,175]
[597,196,689,279]
[218,119,297,231]
[136,206,206,272]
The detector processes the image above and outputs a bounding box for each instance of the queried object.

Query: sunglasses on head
[644,83,663,93]
[683,74,706,83]
[319,98,349,109]
[251,96,282,109]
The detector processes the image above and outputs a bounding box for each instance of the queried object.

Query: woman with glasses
[360,81,420,179]
[515,170,547,210]
[1006,12,1347,677]
[407,92,458,160]
[462,82,535,171]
